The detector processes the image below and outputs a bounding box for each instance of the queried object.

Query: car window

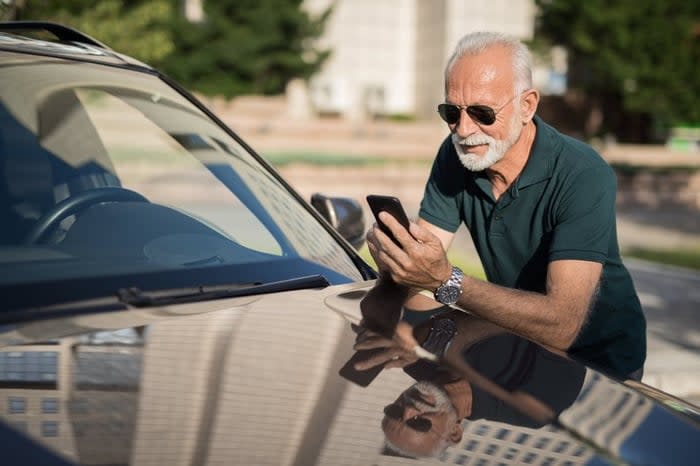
[0,53,363,291]
[76,89,282,256]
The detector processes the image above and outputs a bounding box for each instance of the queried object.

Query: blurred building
[302,0,558,121]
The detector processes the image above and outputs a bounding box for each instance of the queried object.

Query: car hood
[0,281,698,465]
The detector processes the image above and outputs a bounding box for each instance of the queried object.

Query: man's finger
[353,350,397,371]
[354,335,392,350]
[407,220,434,243]
[378,212,415,246]
[384,358,411,369]
[394,321,419,350]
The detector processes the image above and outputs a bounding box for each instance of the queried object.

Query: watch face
[435,266,463,305]
[437,286,460,305]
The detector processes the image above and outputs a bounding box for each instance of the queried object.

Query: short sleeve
[418,137,464,233]
[549,165,617,263]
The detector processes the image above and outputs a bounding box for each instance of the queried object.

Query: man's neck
[486,121,536,200]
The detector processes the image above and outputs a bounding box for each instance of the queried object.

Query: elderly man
[366,31,646,380]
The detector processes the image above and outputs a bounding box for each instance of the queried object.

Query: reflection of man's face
[382,381,463,458]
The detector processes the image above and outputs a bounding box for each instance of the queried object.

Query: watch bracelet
[421,317,458,358]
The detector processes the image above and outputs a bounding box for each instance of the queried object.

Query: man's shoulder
[537,117,613,175]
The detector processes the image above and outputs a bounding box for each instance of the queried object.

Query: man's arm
[455,259,600,349]
[367,212,601,350]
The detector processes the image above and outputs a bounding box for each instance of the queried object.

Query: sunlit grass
[357,245,486,281]
[264,151,430,167]
[359,243,700,277]
[266,152,383,166]
[624,247,700,271]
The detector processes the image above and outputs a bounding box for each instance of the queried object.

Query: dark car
[0,22,698,466]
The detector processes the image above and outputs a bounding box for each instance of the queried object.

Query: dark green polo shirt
[419,116,646,377]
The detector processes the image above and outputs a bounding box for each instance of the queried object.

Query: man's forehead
[446,55,515,101]
[449,46,514,83]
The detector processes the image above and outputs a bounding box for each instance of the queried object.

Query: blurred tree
[13,0,175,65]
[534,0,700,142]
[8,0,331,98]
[162,0,332,97]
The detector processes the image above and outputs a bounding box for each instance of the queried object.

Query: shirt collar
[516,115,559,189]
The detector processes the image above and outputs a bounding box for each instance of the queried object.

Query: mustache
[402,383,451,413]
[451,133,495,147]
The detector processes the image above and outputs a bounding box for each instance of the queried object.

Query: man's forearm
[454,275,587,350]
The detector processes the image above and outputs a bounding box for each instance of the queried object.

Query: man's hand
[352,325,419,370]
[366,212,452,291]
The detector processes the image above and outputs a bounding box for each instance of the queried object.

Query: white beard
[406,381,458,420]
[452,115,523,172]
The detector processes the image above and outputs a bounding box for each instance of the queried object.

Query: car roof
[0,21,151,69]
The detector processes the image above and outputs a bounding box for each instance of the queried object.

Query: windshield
[0,51,363,299]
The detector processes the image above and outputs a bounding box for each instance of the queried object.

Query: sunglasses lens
[407,417,432,432]
[467,105,496,125]
[438,104,497,125]
[384,404,403,420]
[437,104,461,125]
[383,404,432,432]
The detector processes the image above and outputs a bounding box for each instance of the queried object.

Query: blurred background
[1,0,699,400]
[3,0,697,273]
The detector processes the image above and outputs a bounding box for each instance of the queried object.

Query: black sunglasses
[383,403,432,432]
[437,94,520,126]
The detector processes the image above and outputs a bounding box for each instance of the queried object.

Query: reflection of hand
[352,325,419,370]
[359,279,409,338]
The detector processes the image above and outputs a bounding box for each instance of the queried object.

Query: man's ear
[520,88,540,123]
[448,422,464,444]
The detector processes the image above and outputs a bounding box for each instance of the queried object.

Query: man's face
[382,381,461,457]
[445,45,525,171]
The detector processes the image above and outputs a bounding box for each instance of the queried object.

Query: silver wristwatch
[434,266,464,305]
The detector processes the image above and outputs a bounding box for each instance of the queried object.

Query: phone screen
[338,347,386,387]
[366,194,411,245]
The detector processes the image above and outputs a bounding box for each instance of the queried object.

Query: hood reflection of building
[0,328,144,464]
[0,286,682,466]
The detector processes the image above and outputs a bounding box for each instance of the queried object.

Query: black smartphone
[366,194,411,246]
[338,347,386,387]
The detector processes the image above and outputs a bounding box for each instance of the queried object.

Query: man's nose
[454,109,480,137]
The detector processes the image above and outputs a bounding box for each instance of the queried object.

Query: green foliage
[535,0,700,135]
[12,0,331,98]
[16,0,175,64]
[161,0,331,97]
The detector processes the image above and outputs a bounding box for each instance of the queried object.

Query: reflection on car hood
[0,281,698,465]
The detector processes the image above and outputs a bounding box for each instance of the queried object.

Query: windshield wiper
[117,274,330,308]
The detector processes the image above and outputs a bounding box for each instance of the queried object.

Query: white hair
[384,436,451,459]
[444,31,533,95]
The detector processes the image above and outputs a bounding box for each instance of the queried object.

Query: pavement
[217,103,700,405]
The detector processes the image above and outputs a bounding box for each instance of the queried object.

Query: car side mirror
[311,193,366,249]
